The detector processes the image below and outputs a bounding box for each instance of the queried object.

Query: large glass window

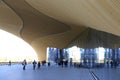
[98,47,105,63]
[67,46,81,62]
[46,47,60,63]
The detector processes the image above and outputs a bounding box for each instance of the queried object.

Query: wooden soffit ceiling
[26,0,120,36]
[2,0,120,49]
[0,1,22,37]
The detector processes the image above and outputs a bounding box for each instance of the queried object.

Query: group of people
[57,59,68,67]
[106,60,119,68]
[22,59,41,70]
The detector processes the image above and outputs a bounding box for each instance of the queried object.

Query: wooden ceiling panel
[2,0,120,60]
[4,0,71,43]
[0,1,22,36]
[26,0,120,36]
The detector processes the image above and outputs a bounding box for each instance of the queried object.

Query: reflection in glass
[47,46,120,68]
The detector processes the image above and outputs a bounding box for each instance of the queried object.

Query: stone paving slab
[90,68,120,80]
[0,64,93,80]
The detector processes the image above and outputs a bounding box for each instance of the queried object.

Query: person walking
[22,59,27,70]
[33,60,37,70]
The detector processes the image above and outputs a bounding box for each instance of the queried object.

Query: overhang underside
[1,0,120,60]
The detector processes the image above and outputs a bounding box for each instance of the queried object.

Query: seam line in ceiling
[3,0,24,39]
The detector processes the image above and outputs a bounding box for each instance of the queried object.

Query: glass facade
[46,47,60,63]
[47,46,120,68]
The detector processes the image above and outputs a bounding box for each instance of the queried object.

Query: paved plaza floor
[0,64,120,80]
[90,67,120,80]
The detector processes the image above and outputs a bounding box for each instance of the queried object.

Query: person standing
[106,61,109,68]
[110,60,113,68]
[33,60,37,70]
[8,60,11,66]
[48,62,50,67]
[37,61,41,69]
[22,59,27,70]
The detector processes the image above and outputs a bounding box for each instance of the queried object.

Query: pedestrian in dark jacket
[33,60,37,70]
